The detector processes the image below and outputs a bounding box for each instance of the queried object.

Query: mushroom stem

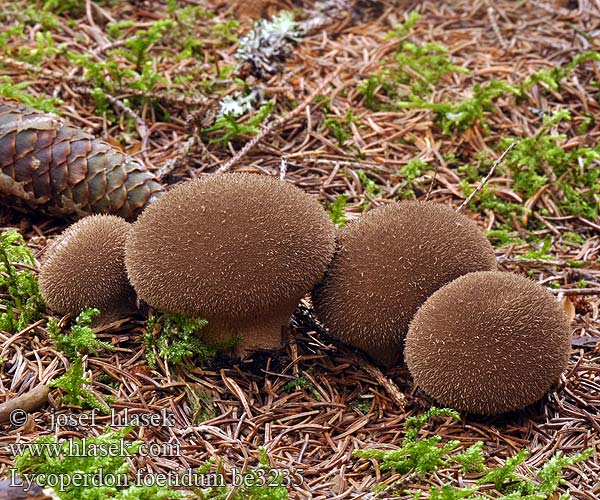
[368,343,403,369]
[202,303,297,355]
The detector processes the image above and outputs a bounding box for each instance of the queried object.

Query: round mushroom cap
[125,173,336,321]
[39,215,135,318]
[405,271,572,415]
[312,201,497,367]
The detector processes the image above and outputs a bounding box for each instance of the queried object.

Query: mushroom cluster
[39,174,572,416]
[40,172,336,354]
[311,200,571,415]
[312,201,497,367]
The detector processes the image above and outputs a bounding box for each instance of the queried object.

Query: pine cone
[0,97,164,220]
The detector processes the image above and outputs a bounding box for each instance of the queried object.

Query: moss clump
[354,407,592,498]
[13,427,183,500]
[144,313,239,369]
[48,308,114,360]
[0,230,45,332]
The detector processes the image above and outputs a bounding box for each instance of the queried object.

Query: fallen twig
[550,287,600,296]
[156,133,199,180]
[0,384,50,424]
[350,353,406,409]
[456,142,515,212]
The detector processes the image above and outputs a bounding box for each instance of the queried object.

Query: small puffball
[405,271,572,415]
[39,214,136,322]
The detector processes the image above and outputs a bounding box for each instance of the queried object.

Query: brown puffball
[125,173,336,354]
[405,271,572,415]
[39,215,136,323]
[312,201,497,367]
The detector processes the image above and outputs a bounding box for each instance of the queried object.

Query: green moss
[356,171,384,209]
[520,51,600,94]
[349,399,373,415]
[211,20,240,45]
[116,19,174,72]
[486,229,526,248]
[44,310,117,414]
[144,313,239,369]
[399,159,428,182]
[282,375,314,393]
[501,111,600,220]
[354,408,592,498]
[519,236,555,261]
[13,427,183,500]
[0,77,63,113]
[39,0,85,15]
[354,408,483,476]
[359,11,468,110]
[562,232,585,245]
[384,51,600,135]
[459,180,526,221]
[0,230,46,333]
[577,115,594,135]
[326,194,350,227]
[48,308,114,361]
[14,427,289,499]
[16,30,65,65]
[189,448,289,499]
[204,100,275,146]
[0,24,25,51]
[385,11,421,39]
[324,110,359,147]
[49,358,110,413]
[397,80,520,133]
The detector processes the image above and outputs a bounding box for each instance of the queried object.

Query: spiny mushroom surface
[39,214,136,322]
[125,173,336,353]
[405,271,572,415]
[312,201,497,367]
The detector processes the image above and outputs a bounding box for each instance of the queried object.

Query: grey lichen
[235,11,304,77]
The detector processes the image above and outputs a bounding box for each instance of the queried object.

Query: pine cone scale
[14,156,36,185]
[0,134,16,168]
[32,157,52,198]
[14,129,38,162]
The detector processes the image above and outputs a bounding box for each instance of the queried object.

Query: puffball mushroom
[125,173,336,354]
[39,214,136,322]
[312,201,497,367]
[405,271,572,415]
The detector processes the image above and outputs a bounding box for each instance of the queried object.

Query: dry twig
[216,68,341,174]
[0,384,49,424]
[456,142,516,212]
